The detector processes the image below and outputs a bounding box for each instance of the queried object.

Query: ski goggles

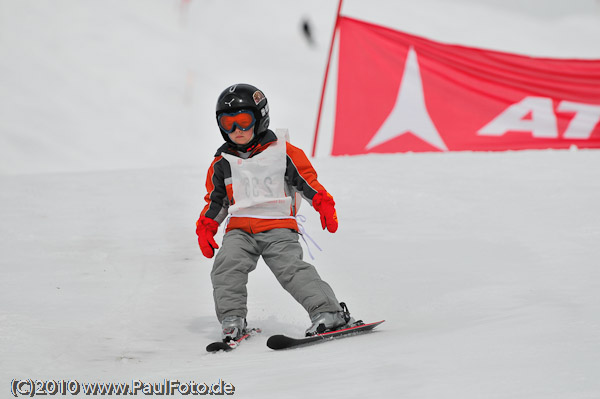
[218,110,256,134]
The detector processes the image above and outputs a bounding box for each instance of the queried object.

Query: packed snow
[1,1,600,398]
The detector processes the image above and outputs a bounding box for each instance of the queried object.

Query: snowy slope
[2,0,600,174]
[1,1,600,398]
[2,151,600,398]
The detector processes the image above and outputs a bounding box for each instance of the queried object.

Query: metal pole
[311,0,344,157]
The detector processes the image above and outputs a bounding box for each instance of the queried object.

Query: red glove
[196,216,219,258]
[312,191,338,233]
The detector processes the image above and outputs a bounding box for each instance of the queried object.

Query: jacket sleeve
[285,142,328,206]
[200,156,230,224]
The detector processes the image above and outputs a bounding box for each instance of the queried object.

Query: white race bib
[221,132,292,219]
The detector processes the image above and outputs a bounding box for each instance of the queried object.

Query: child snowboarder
[196,83,353,341]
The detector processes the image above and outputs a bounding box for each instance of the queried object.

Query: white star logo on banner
[366,47,448,151]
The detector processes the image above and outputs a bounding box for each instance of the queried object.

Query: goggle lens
[218,111,256,133]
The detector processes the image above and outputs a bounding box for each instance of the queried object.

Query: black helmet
[216,83,270,146]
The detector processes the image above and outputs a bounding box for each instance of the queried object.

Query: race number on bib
[222,133,292,218]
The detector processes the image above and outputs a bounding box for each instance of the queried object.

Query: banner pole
[311,0,344,158]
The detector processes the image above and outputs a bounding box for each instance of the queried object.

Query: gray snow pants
[211,228,342,322]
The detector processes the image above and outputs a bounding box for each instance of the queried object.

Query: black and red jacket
[200,130,329,234]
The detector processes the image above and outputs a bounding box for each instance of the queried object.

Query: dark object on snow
[301,18,315,47]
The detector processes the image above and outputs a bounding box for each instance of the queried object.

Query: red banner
[332,17,600,155]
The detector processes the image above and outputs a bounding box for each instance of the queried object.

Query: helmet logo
[225,98,235,107]
[228,85,237,93]
[253,90,265,105]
